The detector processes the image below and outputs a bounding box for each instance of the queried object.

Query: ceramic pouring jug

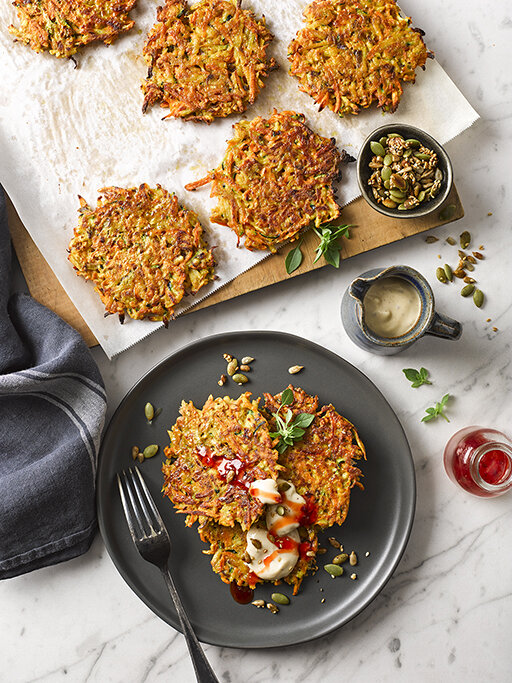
[341,265,462,355]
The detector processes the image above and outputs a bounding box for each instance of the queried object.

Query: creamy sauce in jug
[363,277,421,338]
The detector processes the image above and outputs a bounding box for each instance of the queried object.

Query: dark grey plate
[97,331,415,648]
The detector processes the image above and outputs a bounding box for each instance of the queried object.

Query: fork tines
[117,466,168,544]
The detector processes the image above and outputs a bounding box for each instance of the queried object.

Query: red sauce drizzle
[298,494,318,526]
[299,540,314,559]
[230,582,254,604]
[197,446,250,490]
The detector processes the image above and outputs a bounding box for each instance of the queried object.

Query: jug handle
[425,312,462,340]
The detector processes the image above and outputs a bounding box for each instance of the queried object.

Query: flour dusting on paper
[0,1,478,358]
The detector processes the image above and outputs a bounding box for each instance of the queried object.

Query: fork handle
[160,567,220,683]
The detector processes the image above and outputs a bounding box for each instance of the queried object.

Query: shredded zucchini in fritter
[142,0,276,122]
[68,184,215,324]
[9,0,137,58]
[288,0,432,116]
[185,110,342,251]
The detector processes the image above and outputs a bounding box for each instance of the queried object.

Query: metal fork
[117,466,220,683]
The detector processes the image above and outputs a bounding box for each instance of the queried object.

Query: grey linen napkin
[0,187,106,579]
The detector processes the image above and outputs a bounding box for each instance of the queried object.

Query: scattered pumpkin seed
[131,446,139,460]
[349,551,358,566]
[251,538,262,549]
[379,136,388,146]
[463,276,476,284]
[383,154,393,166]
[240,364,251,372]
[382,198,397,209]
[370,141,386,157]
[406,138,421,147]
[425,235,439,244]
[460,231,471,249]
[439,204,456,221]
[266,603,279,614]
[458,250,466,259]
[144,402,155,422]
[218,374,227,386]
[465,262,475,272]
[288,365,304,374]
[473,289,484,308]
[328,537,341,549]
[251,599,265,608]
[332,553,349,565]
[466,254,477,264]
[137,452,145,464]
[444,264,453,281]
[143,444,159,459]
[271,593,290,606]
[453,268,466,279]
[436,267,448,283]
[241,356,254,364]
[232,373,248,384]
[446,236,456,245]
[324,564,344,577]
[472,251,484,260]
[276,505,285,516]
[461,284,475,297]
[414,152,431,160]
[223,353,233,362]
[227,359,238,376]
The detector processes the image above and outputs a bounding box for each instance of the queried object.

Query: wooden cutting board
[7,186,464,348]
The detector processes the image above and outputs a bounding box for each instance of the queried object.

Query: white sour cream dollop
[245,527,300,581]
[249,478,281,505]
[266,479,306,537]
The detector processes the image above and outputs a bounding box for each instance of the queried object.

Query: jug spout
[349,277,369,304]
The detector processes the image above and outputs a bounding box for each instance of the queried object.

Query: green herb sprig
[285,239,304,274]
[313,224,351,268]
[269,387,315,453]
[402,367,432,388]
[422,394,451,423]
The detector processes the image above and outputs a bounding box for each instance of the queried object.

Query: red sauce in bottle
[443,427,512,497]
[229,582,254,604]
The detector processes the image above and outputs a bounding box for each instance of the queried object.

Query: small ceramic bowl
[357,123,453,219]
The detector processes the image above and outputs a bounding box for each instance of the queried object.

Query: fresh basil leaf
[323,247,341,268]
[403,368,420,382]
[285,240,303,275]
[294,413,315,428]
[281,388,294,405]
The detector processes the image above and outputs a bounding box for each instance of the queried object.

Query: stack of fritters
[185,110,343,251]
[142,0,276,122]
[288,0,432,116]
[162,386,365,594]
[68,184,215,324]
[9,0,137,58]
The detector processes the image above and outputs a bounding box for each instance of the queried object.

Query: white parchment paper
[0,1,478,358]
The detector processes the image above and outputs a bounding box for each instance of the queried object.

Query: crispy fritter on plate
[185,110,342,251]
[142,0,276,122]
[162,393,281,529]
[196,519,318,594]
[68,184,215,324]
[9,0,137,58]
[288,0,432,116]
[264,386,366,528]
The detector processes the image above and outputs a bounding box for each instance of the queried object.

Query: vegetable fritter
[197,519,318,594]
[68,184,215,324]
[288,0,432,116]
[264,386,365,528]
[162,393,281,530]
[142,0,276,123]
[9,0,137,59]
[185,110,342,251]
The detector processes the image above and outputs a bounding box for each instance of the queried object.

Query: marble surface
[2,0,512,681]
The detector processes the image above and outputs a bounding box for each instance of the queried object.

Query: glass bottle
[443,426,512,497]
